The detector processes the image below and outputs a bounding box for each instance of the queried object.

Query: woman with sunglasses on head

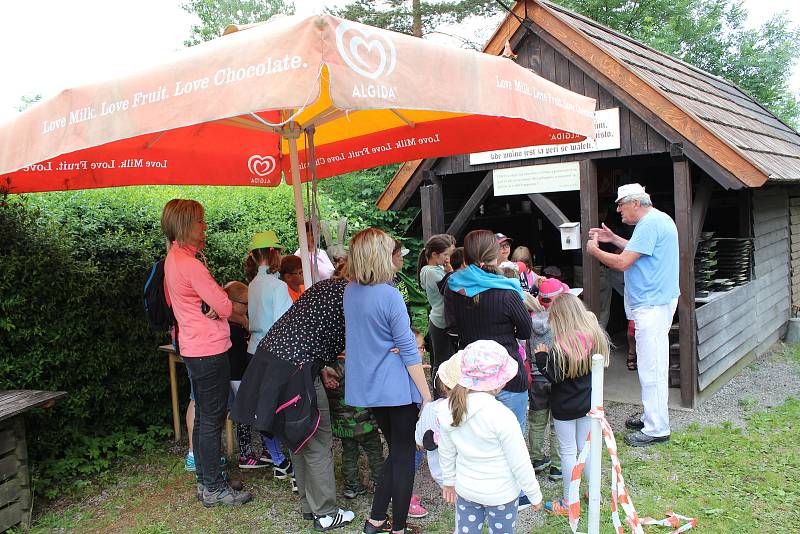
[161,199,251,508]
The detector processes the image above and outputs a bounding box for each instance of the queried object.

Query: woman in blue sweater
[344,228,432,534]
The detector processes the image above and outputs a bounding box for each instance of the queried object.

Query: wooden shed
[377,0,800,408]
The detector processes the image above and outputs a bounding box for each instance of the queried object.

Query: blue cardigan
[344,282,422,407]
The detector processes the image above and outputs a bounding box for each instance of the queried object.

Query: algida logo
[247,154,280,185]
[335,20,398,100]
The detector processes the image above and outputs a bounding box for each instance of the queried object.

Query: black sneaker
[313,508,355,531]
[274,458,293,479]
[548,466,563,481]
[343,482,368,499]
[624,430,670,447]
[625,414,645,430]
[202,484,253,507]
[532,456,551,473]
[362,519,392,534]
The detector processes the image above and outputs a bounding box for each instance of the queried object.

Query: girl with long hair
[416,233,456,380]
[533,293,610,516]
[437,340,542,534]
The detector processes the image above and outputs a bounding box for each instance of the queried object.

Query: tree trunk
[412,0,422,37]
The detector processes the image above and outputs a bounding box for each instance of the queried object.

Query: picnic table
[0,389,67,531]
[158,345,234,457]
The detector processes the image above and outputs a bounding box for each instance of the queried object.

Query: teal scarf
[447,264,524,299]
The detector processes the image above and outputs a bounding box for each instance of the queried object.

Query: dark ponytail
[416,233,456,283]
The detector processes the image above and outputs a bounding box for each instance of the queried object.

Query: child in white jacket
[437,340,543,534]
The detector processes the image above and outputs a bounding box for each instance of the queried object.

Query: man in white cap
[586,183,679,447]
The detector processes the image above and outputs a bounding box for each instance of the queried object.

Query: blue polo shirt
[623,208,680,309]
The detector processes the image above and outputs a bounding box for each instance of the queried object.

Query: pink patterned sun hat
[457,340,518,392]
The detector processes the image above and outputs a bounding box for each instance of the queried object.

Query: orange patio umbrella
[0,14,596,287]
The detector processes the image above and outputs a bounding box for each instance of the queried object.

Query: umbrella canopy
[0,14,596,286]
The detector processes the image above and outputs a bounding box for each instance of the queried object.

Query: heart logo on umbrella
[247,155,277,177]
[335,21,396,80]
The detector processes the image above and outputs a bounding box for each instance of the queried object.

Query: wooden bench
[158,345,234,457]
[0,390,66,532]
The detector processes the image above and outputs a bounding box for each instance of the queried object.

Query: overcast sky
[0,0,797,123]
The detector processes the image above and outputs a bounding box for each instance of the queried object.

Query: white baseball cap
[615,183,647,202]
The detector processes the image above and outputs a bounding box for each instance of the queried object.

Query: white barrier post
[588,353,604,534]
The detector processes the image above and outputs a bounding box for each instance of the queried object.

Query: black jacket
[535,350,591,420]
[444,286,532,392]
[231,349,320,453]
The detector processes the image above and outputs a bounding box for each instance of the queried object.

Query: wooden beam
[446,171,494,239]
[691,173,714,255]
[528,193,569,227]
[579,159,600,314]
[672,144,698,409]
[420,182,445,241]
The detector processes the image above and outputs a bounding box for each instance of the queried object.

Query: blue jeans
[183,351,230,491]
[496,389,529,434]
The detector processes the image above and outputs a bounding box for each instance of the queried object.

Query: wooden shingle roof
[539,0,800,182]
[378,0,800,210]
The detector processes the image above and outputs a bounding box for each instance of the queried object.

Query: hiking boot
[625,414,645,430]
[544,498,569,516]
[274,458,293,479]
[313,508,355,531]
[343,482,368,499]
[201,484,252,508]
[407,494,428,518]
[548,466,563,481]
[624,430,670,447]
[195,471,243,491]
[238,453,270,469]
[532,456,551,473]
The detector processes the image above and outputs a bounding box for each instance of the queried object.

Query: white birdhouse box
[558,222,581,250]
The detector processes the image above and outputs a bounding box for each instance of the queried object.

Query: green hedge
[0,170,421,498]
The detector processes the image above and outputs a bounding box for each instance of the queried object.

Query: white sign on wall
[470,108,621,165]
[493,161,580,196]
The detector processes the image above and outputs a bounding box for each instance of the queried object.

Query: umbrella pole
[286,128,313,289]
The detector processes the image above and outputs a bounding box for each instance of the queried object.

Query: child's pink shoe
[407,494,428,518]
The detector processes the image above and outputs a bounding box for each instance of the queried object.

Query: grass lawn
[23,395,799,533]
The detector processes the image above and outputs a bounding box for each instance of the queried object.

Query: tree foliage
[182,0,294,45]
[332,0,499,38]
[555,0,800,125]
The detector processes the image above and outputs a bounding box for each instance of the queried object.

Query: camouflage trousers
[341,430,384,486]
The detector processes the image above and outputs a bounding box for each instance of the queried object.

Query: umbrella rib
[145,132,165,149]
[215,116,277,133]
[390,109,416,128]
[304,107,349,130]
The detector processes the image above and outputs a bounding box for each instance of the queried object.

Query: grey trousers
[598,266,627,328]
[292,377,337,516]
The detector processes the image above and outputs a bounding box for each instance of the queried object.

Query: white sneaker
[313,508,355,531]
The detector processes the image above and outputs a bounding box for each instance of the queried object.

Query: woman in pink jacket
[161,199,251,508]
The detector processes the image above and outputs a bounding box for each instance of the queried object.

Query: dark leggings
[370,404,419,531]
[428,321,455,397]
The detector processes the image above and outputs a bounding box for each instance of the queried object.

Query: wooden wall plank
[695,282,754,326]
[696,302,750,344]
[699,336,760,390]
[698,310,756,359]
[699,328,757,374]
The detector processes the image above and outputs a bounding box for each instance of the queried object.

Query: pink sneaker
[407,494,428,518]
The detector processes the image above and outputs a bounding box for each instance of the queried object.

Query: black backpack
[144,259,176,332]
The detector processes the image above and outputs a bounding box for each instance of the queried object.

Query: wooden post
[528,193,569,227]
[672,143,698,409]
[169,353,181,442]
[691,174,713,255]
[580,159,600,314]
[446,171,494,239]
[420,180,445,241]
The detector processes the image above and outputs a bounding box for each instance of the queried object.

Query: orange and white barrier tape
[565,406,697,534]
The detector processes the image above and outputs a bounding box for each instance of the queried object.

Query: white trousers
[630,298,678,437]
[554,416,592,501]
